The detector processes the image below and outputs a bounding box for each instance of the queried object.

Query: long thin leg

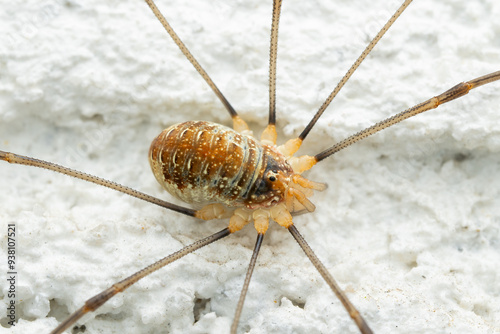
[288,225,373,334]
[315,70,500,162]
[268,0,282,127]
[0,151,196,216]
[51,228,232,334]
[295,0,413,147]
[261,0,283,145]
[230,233,265,334]
[143,0,238,121]
[261,0,283,146]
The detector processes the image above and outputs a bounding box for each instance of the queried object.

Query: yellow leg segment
[277,137,302,157]
[270,203,293,228]
[232,115,253,137]
[252,209,270,234]
[195,203,230,220]
[229,208,252,233]
[288,155,318,173]
[260,124,277,146]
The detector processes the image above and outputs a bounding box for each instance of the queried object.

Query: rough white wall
[1,0,500,333]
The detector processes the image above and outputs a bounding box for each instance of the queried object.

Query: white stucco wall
[1,0,499,333]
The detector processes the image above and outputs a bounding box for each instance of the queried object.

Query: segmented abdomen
[149,121,267,207]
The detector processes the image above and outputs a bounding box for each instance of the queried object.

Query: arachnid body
[150,121,292,210]
[1,0,500,333]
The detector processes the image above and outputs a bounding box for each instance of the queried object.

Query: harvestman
[1,0,499,333]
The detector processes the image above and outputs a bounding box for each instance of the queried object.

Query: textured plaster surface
[1,1,500,333]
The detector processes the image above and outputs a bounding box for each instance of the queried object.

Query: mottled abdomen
[149,121,292,208]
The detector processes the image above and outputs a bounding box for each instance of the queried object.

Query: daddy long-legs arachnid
[1,0,500,333]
